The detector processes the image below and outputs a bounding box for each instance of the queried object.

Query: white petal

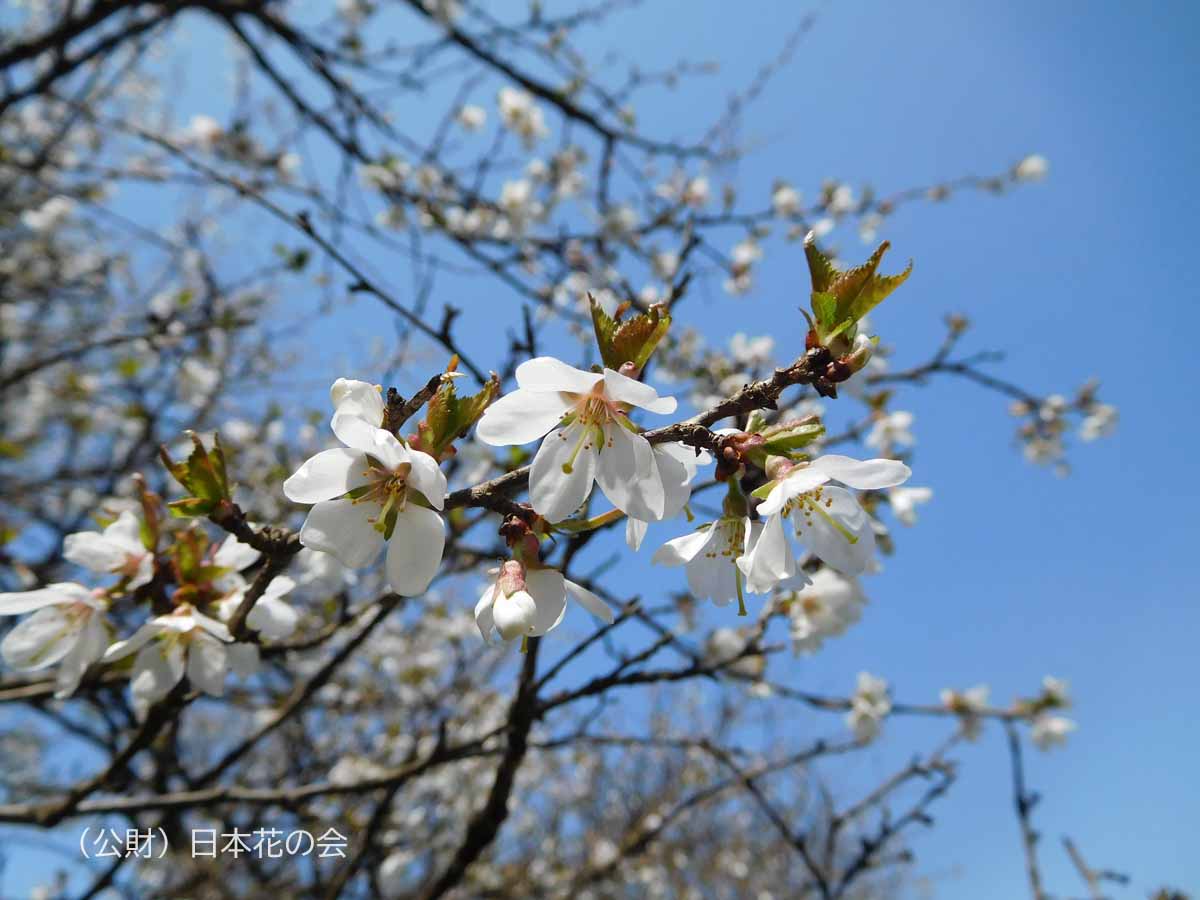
[246,598,299,640]
[128,555,155,591]
[213,534,262,571]
[474,584,497,643]
[102,510,146,554]
[595,425,662,518]
[331,412,400,462]
[809,454,911,490]
[406,448,448,510]
[192,608,233,642]
[794,486,876,575]
[1,606,80,670]
[283,448,371,504]
[187,634,228,696]
[651,525,718,567]
[62,531,127,573]
[103,622,162,662]
[475,388,571,446]
[602,369,677,414]
[529,425,598,522]
[0,583,88,615]
[737,513,796,594]
[130,638,185,718]
[625,517,649,551]
[54,611,108,698]
[492,589,540,641]
[385,505,445,596]
[515,356,602,394]
[299,499,386,568]
[565,579,614,623]
[526,569,568,635]
[330,378,384,426]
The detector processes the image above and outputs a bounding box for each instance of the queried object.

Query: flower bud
[493,589,538,640]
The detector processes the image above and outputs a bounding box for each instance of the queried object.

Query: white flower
[681,176,710,208]
[887,485,932,526]
[784,568,867,655]
[865,410,915,450]
[736,512,802,594]
[103,604,235,719]
[283,378,447,596]
[475,357,676,523]
[218,575,299,641]
[0,584,110,698]
[941,684,989,740]
[847,671,890,742]
[474,561,612,643]
[757,455,911,575]
[1080,403,1117,441]
[771,182,801,217]
[1015,153,1049,182]
[498,87,548,147]
[1041,675,1071,707]
[704,627,764,679]
[21,195,76,232]
[623,443,711,551]
[63,510,154,589]
[1031,714,1076,750]
[652,515,762,610]
[457,104,486,131]
[185,114,223,149]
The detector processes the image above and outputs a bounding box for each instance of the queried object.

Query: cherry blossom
[847,671,891,742]
[783,568,868,655]
[474,560,612,644]
[941,684,990,740]
[475,357,676,523]
[1031,714,1077,750]
[62,510,154,589]
[756,454,911,575]
[888,485,933,526]
[624,443,711,551]
[0,583,110,697]
[283,378,447,596]
[652,515,768,612]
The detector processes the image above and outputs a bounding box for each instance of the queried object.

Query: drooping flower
[0,584,111,698]
[474,560,612,644]
[756,455,911,575]
[847,671,891,742]
[103,604,241,719]
[283,379,447,596]
[624,443,711,551]
[736,512,802,595]
[475,357,676,523]
[652,515,767,612]
[62,510,154,590]
[783,567,868,655]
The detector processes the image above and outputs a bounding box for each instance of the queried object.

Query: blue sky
[4,2,1198,897]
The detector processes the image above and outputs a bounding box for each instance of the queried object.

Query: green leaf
[590,296,671,371]
[167,497,216,519]
[420,373,501,460]
[760,419,825,455]
[804,240,912,346]
[804,238,839,294]
[811,292,838,330]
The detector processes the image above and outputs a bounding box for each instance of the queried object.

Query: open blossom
[1031,714,1076,750]
[624,443,711,551]
[1014,153,1049,182]
[736,511,802,595]
[474,560,612,643]
[476,357,676,523]
[847,671,891,742]
[457,104,486,131]
[784,568,867,655]
[21,195,76,232]
[653,515,791,612]
[217,575,299,641]
[865,410,915,450]
[941,684,990,740]
[283,379,447,596]
[63,510,154,589]
[888,485,932,525]
[757,455,911,575]
[771,181,801,217]
[0,584,110,698]
[498,87,548,147]
[103,604,252,719]
[1080,403,1117,441]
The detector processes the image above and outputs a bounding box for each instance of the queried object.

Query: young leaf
[590,296,672,371]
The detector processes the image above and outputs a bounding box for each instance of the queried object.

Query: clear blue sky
[4,2,1198,897]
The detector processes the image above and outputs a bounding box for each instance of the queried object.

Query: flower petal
[187,634,228,696]
[596,425,662,518]
[809,455,912,490]
[213,534,262,572]
[406,448,448,510]
[62,531,127,573]
[526,568,568,635]
[651,524,717,567]
[246,598,299,641]
[625,517,649,551]
[54,611,108,698]
[793,485,876,575]
[475,388,571,446]
[299,499,386,568]
[602,369,677,414]
[737,513,796,594]
[515,356,602,394]
[529,425,598,523]
[1,606,79,671]
[492,589,540,641]
[385,505,445,596]
[129,638,185,719]
[0,583,88,615]
[102,510,145,554]
[283,448,371,505]
[330,378,384,426]
[474,584,497,643]
[565,579,614,623]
